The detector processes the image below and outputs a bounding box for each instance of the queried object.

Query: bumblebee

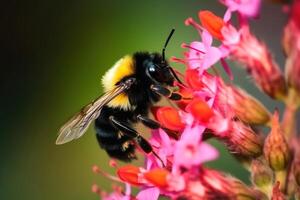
[56,29,183,164]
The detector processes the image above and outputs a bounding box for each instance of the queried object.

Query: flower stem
[282,88,300,140]
[275,170,287,193]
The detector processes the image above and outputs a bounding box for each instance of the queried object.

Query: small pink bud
[264,111,291,171]
[231,178,268,200]
[200,168,235,199]
[229,27,287,100]
[202,168,267,200]
[217,79,271,125]
[224,121,263,158]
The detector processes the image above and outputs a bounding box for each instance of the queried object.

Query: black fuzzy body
[95,52,174,161]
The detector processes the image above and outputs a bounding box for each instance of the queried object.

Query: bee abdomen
[95,108,137,162]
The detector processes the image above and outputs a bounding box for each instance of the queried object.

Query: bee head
[143,29,183,86]
[145,54,174,85]
[147,29,183,86]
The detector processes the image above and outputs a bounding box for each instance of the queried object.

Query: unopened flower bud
[250,159,273,192]
[200,168,235,199]
[225,121,263,158]
[264,111,291,171]
[196,168,267,199]
[231,178,268,200]
[229,27,287,100]
[217,79,271,125]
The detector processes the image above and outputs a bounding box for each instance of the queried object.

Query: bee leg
[136,114,160,129]
[137,114,180,140]
[135,135,165,168]
[150,84,182,101]
[109,116,165,167]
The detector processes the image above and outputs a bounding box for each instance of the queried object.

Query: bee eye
[149,65,156,73]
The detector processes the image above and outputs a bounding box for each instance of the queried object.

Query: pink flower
[136,187,160,200]
[146,129,176,170]
[220,0,261,18]
[227,26,287,99]
[184,11,235,78]
[183,30,222,74]
[173,125,219,170]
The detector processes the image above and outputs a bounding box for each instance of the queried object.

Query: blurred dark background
[1,0,287,199]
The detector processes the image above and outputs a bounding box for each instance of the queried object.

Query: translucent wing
[56,85,126,145]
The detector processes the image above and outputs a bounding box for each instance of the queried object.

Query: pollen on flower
[143,168,169,188]
[117,165,142,186]
[199,10,225,40]
[186,98,214,123]
[154,106,185,131]
[185,69,204,90]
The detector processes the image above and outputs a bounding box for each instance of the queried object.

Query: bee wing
[56,85,126,145]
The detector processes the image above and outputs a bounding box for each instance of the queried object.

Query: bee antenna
[162,28,175,62]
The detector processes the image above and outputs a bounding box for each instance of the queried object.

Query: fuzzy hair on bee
[56,29,183,165]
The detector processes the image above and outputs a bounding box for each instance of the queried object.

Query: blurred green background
[2,0,287,199]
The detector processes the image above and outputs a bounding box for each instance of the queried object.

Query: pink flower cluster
[92,0,300,199]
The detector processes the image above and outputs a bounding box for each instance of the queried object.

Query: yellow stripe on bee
[102,55,135,110]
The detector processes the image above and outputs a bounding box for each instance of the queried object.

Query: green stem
[282,88,300,140]
[275,170,287,193]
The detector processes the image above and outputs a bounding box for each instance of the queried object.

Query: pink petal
[202,47,222,69]
[223,8,232,22]
[190,41,206,52]
[125,183,131,196]
[201,30,213,48]
[166,173,186,192]
[221,25,240,46]
[179,111,194,126]
[136,187,160,200]
[237,0,261,17]
[181,125,204,142]
[159,129,171,147]
[222,0,261,18]
[197,143,219,163]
